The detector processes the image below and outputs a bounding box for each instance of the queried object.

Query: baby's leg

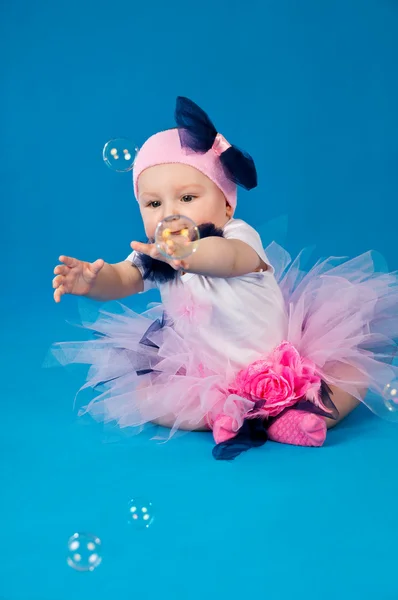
[324,384,362,429]
[324,363,368,429]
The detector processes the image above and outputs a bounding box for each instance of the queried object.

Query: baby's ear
[225,201,234,217]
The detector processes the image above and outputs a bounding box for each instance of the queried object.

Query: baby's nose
[163,206,181,219]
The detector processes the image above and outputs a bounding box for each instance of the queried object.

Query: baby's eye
[181,195,195,202]
[148,200,161,208]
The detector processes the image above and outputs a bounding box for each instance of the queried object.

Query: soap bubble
[155,215,200,260]
[128,497,154,530]
[103,138,138,172]
[383,379,398,412]
[67,532,102,572]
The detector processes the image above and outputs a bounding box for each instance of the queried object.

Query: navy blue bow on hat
[175,96,258,191]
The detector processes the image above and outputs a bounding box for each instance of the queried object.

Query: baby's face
[137,163,233,239]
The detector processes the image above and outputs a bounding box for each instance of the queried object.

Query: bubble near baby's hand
[103,138,139,172]
[155,215,200,260]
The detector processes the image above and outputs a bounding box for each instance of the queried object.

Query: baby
[51,97,398,459]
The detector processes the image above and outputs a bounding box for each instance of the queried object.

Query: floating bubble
[155,215,200,260]
[128,497,154,530]
[67,532,102,572]
[103,138,138,172]
[383,379,398,412]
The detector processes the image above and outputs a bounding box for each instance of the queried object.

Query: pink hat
[133,97,257,213]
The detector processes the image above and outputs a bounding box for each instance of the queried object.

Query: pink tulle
[265,243,398,414]
[48,244,398,437]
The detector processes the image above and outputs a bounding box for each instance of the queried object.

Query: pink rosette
[232,341,322,418]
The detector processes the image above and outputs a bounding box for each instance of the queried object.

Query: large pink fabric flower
[232,341,321,418]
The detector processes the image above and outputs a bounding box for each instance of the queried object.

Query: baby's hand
[130,241,189,271]
[52,256,104,303]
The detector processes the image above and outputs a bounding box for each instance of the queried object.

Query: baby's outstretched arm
[184,237,266,278]
[52,256,143,303]
[131,237,266,279]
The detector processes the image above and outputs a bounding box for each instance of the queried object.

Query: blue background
[1,0,398,599]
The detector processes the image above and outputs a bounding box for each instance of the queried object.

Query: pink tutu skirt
[49,242,398,445]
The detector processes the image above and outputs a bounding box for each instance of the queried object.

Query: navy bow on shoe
[175,96,258,191]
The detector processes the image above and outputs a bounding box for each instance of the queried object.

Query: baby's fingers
[88,259,104,275]
[130,241,158,258]
[53,285,65,303]
[52,275,64,289]
[54,265,69,276]
[59,255,78,268]
[171,259,189,271]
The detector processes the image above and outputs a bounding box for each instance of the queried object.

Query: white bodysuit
[126,218,288,370]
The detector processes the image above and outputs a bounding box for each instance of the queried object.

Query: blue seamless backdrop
[1,1,397,599]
